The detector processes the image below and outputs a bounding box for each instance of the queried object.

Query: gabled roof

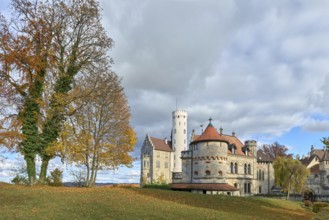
[149,136,173,152]
[313,149,325,160]
[257,149,274,162]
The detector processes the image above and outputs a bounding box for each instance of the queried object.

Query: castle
[140,110,275,196]
[140,110,329,196]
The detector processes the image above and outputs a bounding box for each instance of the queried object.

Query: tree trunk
[286,182,291,200]
[25,155,37,185]
[39,157,50,184]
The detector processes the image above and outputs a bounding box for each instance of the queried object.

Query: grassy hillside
[0,182,314,220]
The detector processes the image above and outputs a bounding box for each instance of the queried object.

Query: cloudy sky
[2,0,329,183]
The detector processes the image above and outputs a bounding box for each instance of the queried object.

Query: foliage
[320,137,329,150]
[312,202,329,213]
[0,184,314,220]
[47,72,136,187]
[261,142,292,159]
[273,157,309,200]
[10,164,28,185]
[142,183,171,190]
[47,168,63,186]
[0,0,113,185]
[312,206,329,220]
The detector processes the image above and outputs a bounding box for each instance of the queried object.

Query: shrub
[47,169,63,186]
[304,200,312,207]
[142,183,171,190]
[11,175,28,185]
[313,202,329,213]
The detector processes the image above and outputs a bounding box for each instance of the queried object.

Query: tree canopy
[273,157,309,200]
[48,71,136,187]
[0,0,122,185]
[260,142,292,159]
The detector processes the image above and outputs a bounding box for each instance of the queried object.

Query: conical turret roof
[191,119,229,144]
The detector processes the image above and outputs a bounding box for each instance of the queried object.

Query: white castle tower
[171,110,188,173]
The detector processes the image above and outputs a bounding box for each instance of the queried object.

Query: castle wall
[191,141,228,184]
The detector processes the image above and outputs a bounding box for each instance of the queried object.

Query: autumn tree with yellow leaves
[49,72,136,187]
[0,0,133,185]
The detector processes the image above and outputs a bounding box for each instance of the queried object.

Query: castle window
[259,186,262,194]
[244,183,247,193]
[156,161,160,168]
[230,162,234,173]
[248,183,251,193]
[234,163,238,174]
[248,164,251,175]
[234,183,238,188]
[244,164,247,174]
[184,129,186,134]
[143,160,146,168]
[218,171,223,176]
[174,129,176,134]
[165,162,168,168]
[262,170,265,180]
[194,171,198,176]
[205,170,211,175]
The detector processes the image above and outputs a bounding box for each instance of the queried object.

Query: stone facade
[301,147,329,195]
[141,110,276,196]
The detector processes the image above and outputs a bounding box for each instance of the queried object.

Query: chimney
[164,137,167,145]
[232,131,235,137]
[219,127,223,135]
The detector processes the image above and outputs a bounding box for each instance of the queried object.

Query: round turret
[172,110,188,172]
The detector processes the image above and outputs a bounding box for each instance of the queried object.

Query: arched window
[205,170,211,175]
[262,170,265,180]
[194,171,198,176]
[244,183,247,193]
[234,163,238,174]
[234,183,238,188]
[248,183,251,193]
[244,164,247,174]
[230,162,234,173]
[218,171,223,176]
[248,164,251,175]
[259,186,262,194]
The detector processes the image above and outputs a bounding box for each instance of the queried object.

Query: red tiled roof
[191,123,229,144]
[191,123,254,157]
[171,183,238,191]
[149,137,172,152]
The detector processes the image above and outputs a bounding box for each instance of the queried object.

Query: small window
[234,183,238,188]
[230,162,234,174]
[165,162,168,168]
[194,171,198,175]
[205,170,211,175]
[244,164,247,174]
[259,186,262,194]
[184,129,186,134]
[234,163,238,174]
[156,161,160,168]
[174,129,176,134]
[218,171,223,176]
[248,164,251,175]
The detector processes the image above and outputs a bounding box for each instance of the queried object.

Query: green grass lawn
[0,182,314,220]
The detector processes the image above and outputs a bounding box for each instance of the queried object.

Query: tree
[0,0,112,184]
[48,71,136,187]
[321,137,329,150]
[273,157,309,200]
[261,142,292,159]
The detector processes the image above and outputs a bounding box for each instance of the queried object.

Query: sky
[1,0,329,183]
